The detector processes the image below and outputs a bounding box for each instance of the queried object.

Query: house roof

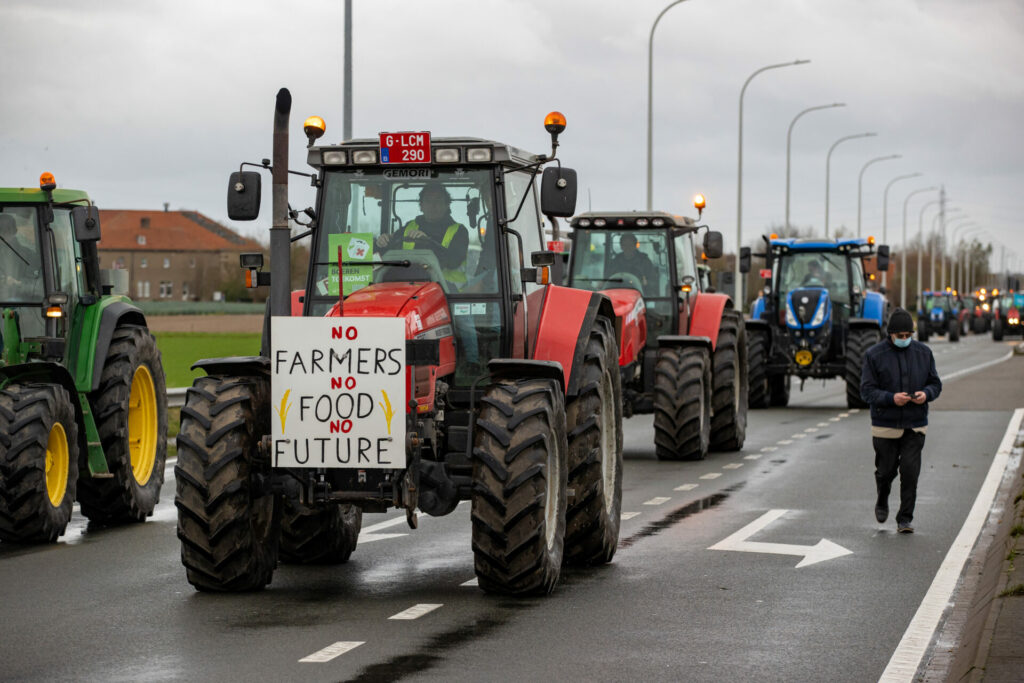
[97,209,264,252]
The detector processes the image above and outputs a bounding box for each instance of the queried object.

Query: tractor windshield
[312,168,498,304]
[569,229,672,297]
[923,294,952,312]
[776,252,850,305]
[0,206,44,304]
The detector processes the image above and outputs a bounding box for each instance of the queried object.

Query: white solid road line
[879,408,1024,682]
[941,348,1013,382]
[389,603,443,620]
[299,641,364,663]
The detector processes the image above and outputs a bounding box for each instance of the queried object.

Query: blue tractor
[742,236,890,409]
[916,290,961,342]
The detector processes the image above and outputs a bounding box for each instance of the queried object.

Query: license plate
[379,132,431,164]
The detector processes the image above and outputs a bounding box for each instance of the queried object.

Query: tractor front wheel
[653,345,711,461]
[280,501,361,565]
[746,327,769,409]
[710,309,748,451]
[845,328,881,408]
[175,375,279,592]
[993,318,1004,341]
[564,317,622,567]
[79,326,167,523]
[0,383,79,543]
[471,378,568,596]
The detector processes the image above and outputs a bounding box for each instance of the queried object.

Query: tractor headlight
[786,304,797,327]
[810,299,827,326]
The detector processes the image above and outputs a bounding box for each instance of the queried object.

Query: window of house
[141,281,151,298]
[189,256,196,268]
[140,257,148,269]
[159,281,173,299]
[163,257,171,269]
[137,234,146,245]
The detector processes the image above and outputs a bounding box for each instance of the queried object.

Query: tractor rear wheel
[280,501,361,565]
[653,345,711,461]
[845,328,880,408]
[993,318,1004,341]
[972,316,986,334]
[948,319,960,342]
[768,374,791,407]
[471,378,568,596]
[564,317,622,567]
[710,309,748,451]
[918,324,930,342]
[79,326,167,523]
[746,327,769,409]
[175,375,279,592]
[0,384,79,543]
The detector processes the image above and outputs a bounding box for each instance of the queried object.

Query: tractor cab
[917,289,961,341]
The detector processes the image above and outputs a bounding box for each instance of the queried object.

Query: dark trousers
[873,430,925,524]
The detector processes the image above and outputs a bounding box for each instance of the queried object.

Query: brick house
[97,209,265,301]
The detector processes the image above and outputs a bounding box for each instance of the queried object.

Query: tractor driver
[0,213,43,302]
[376,184,469,290]
[608,232,657,292]
[801,260,827,287]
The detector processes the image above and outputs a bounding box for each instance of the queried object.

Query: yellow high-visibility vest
[402,221,467,284]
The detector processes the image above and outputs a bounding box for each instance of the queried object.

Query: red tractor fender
[326,282,457,414]
[531,285,616,397]
[688,292,732,351]
[599,288,646,368]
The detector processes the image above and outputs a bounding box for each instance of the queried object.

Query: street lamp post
[825,133,876,238]
[735,58,810,309]
[917,199,940,294]
[857,155,900,238]
[646,0,693,210]
[785,103,845,233]
[960,227,986,292]
[933,207,962,289]
[901,186,938,309]
[949,220,976,292]
[881,172,921,288]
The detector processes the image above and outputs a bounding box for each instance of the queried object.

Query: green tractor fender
[77,299,147,392]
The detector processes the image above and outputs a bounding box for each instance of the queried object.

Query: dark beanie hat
[887,308,914,334]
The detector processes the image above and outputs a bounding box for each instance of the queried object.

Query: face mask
[892,336,911,348]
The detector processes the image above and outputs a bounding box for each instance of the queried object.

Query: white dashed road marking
[722,463,743,470]
[621,511,642,520]
[744,454,762,460]
[644,497,671,506]
[792,434,807,439]
[674,484,699,491]
[300,641,364,663]
[829,417,841,422]
[760,446,777,452]
[700,472,722,480]
[804,427,818,433]
[838,412,850,418]
[777,440,793,445]
[389,604,443,620]
[816,422,829,427]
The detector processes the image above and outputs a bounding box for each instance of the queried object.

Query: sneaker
[898,522,914,534]
[875,505,888,523]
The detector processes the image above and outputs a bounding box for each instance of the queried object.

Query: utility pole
[343,0,353,140]
[938,186,945,290]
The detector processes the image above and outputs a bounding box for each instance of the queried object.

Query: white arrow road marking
[359,515,410,544]
[300,641,364,663]
[708,509,853,568]
[389,604,443,620]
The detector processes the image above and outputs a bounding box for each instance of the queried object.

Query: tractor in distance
[992,290,1024,341]
[916,288,961,342]
[742,235,890,409]
[175,88,629,596]
[564,200,748,461]
[0,175,167,543]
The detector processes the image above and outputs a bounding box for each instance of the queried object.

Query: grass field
[153,332,261,388]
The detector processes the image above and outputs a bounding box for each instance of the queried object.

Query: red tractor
[564,208,747,460]
[175,90,630,596]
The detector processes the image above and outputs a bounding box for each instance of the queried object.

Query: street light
[735,58,810,308]
[785,103,845,233]
[857,155,900,238]
[933,207,962,289]
[825,132,876,238]
[881,172,921,288]
[646,0,694,210]
[901,186,938,308]
[917,199,940,294]
[950,220,977,292]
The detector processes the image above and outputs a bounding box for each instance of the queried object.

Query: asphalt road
[1,333,1019,682]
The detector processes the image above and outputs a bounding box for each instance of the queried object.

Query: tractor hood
[326,282,454,342]
[786,287,831,330]
[599,287,647,365]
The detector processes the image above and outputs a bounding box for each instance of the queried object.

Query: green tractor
[0,173,167,543]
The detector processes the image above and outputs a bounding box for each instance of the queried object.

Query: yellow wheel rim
[128,365,158,486]
[45,422,70,507]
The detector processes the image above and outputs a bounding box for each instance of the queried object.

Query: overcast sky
[2,0,1022,272]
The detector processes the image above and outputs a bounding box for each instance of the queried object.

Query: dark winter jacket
[860,338,942,429]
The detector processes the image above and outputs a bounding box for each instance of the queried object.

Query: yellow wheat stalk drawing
[275,389,292,433]
[379,390,396,435]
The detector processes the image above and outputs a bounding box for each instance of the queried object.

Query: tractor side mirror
[876,245,890,271]
[703,231,723,259]
[228,171,262,221]
[540,166,577,218]
[739,246,751,274]
[71,205,101,242]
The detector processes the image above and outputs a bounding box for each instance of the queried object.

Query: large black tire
[279,501,361,565]
[768,374,791,407]
[0,384,80,543]
[845,328,880,408]
[564,317,622,567]
[918,323,929,342]
[78,326,167,523]
[948,319,960,342]
[471,378,568,596]
[993,318,1004,341]
[972,316,986,334]
[746,327,769,409]
[710,310,748,451]
[175,375,280,592]
[653,345,711,461]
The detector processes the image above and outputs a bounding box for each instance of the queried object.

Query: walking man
[860,308,942,533]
